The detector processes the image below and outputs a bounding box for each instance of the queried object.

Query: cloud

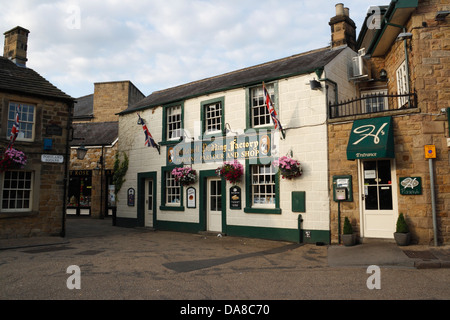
[0,0,375,98]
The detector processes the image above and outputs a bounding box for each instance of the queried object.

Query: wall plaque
[400,177,422,195]
[230,186,241,210]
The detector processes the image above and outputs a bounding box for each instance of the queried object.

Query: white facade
[116,46,355,243]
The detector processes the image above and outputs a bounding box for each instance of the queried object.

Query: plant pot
[342,233,356,246]
[394,232,411,246]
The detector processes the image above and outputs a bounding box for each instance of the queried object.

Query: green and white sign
[399,177,422,195]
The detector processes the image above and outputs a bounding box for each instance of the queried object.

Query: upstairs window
[396,60,409,108]
[361,90,388,113]
[7,102,35,141]
[250,83,275,128]
[167,105,182,140]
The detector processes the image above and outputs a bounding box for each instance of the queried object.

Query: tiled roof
[0,56,73,102]
[74,94,94,119]
[121,46,345,114]
[70,121,118,146]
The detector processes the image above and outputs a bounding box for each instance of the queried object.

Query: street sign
[424,145,436,159]
[41,154,64,163]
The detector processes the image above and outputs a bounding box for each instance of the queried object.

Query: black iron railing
[329,91,417,119]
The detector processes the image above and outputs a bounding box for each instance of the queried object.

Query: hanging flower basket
[274,156,302,180]
[216,160,244,184]
[0,148,27,172]
[171,167,198,186]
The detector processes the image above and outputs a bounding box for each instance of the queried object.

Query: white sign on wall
[41,154,64,163]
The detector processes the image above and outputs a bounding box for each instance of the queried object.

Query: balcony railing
[329,91,417,119]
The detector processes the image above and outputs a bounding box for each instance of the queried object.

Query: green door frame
[137,171,157,228]
[199,170,227,233]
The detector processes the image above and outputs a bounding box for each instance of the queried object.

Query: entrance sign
[347,116,394,160]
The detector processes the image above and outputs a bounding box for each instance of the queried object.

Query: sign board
[230,186,242,210]
[424,145,436,159]
[127,188,135,207]
[332,175,353,202]
[41,154,64,163]
[45,124,63,136]
[187,187,196,208]
[400,177,422,195]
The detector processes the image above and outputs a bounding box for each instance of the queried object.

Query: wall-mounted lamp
[76,144,88,160]
[310,79,322,90]
[379,69,388,81]
[435,11,449,21]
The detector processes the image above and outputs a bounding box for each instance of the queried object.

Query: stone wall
[0,92,72,238]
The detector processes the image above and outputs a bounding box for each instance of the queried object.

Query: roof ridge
[151,46,332,95]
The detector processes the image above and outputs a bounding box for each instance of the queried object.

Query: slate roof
[74,94,94,119]
[70,121,118,147]
[121,46,346,114]
[0,56,73,102]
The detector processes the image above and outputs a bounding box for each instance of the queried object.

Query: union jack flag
[138,114,160,153]
[263,82,283,132]
[8,104,20,149]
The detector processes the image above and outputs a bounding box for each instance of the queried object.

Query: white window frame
[250,84,275,128]
[1,171,34,212]
[251,164,276,209]
[204,102,223,135]
[166,105,182,140]
[361,89,388,113]
[165,171,181,207]
[7,102,36,142]
[396,60,410,108]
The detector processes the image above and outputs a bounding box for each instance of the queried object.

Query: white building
[115,42,356,243]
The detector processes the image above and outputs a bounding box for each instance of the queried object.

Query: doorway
[144,178,154,228]
[207,178,222,232]
[360,159,398,238]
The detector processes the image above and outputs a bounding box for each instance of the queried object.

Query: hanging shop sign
[399,177,422,195]
[168,132,276,165]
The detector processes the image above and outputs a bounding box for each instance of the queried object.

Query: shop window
[160,166,184,211]
[249,83,276,128]
[1,171,33,211]
[7,102,35,141]
[244,161,281,214]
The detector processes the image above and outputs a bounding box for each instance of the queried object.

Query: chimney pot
[335,3,345,16]
[344,7,350,17]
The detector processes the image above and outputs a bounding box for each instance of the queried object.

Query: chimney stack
[329,3,357,51]
[3,26,30,66]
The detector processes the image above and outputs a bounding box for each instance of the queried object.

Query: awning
[347,116,395,160]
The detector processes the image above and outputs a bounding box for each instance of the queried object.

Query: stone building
[328,1,449,245]
[69,81,144,218]
[114,8,359,243]
[0,26,74,238]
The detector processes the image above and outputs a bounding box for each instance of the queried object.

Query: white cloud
[0,0,376,98]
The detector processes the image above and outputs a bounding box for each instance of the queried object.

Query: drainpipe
[447,108,450,137]
[61,100,74,238]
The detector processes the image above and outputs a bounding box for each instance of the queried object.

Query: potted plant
[0,148,27,172]
[394,213,411,246]
[171,167,198,186]
[216,160,243,184]
[342,217,356,246]
[273,155,302,180]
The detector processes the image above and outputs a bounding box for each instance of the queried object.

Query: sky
[0,0,380,99]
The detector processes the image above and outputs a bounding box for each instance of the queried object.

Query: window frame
[244,159,281,214]
[396,60,410,108]
[1,170,34,212]
[246,83,278,130]
[160,166,184,211]
[161,102,184,145]
[361,89,388,114]
[7,102,36,142]
[201,97,225,137]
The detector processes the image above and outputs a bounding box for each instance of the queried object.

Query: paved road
[1,218,449,307]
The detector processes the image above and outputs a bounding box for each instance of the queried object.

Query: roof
[70,121,118,146]
[121,46,346,115]
[0,56,74,102]
[74,94,94,119]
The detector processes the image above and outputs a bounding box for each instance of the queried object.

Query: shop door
[144,178,154,228]
[207,178,222,232]
[360,159,397,238]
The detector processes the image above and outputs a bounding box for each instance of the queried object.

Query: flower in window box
[171,167,198,186]
[273,155,302,180]
[216,160,244,184]
[0,148,27,172]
